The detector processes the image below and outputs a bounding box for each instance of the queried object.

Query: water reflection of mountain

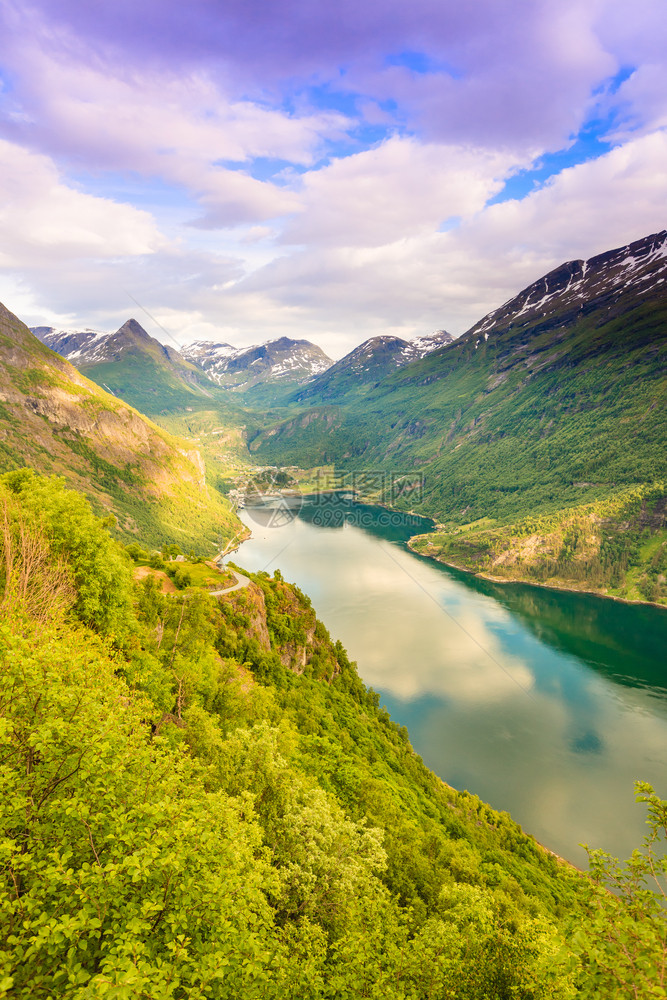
[299,496,432,540]
[238,495,667,863]
[419,556,667,697]
[297,496,666,697]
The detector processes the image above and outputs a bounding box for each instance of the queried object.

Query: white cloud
[222,129,667,349]
[451,129,667,280]
[1,0,666,355]
[4,127,666,356]
[609,64,667,138]
[0,139,165,267]
[283,137,516,247]
[1,21,348,227]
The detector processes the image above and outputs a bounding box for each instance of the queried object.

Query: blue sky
[0,0,665,356]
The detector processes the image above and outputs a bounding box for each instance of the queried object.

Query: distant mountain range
[180,337,332,387]
[33,321,455,409]
[179,336,333,405]
[16,229,667,601]
[294,330,454,403]
[251,230,667,506]
[31,319,218,413]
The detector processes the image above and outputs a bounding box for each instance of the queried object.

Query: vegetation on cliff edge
[1,472,665,998]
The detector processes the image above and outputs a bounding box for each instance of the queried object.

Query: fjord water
[236,496,667,866]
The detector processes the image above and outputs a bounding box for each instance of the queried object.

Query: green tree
[0,622,283,1000]
[569,782,667,998]
[1,470,134,641]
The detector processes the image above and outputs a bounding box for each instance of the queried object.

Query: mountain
[405,329,455,357]
[466,229,667,345]
[1,303,239,549]
[294,330,454,404]
[4,479,607,998]
[179,339,237,369]
[31,325,109,361]
[249,231,667,602]
[33,318,222,414]
[181,336,333,404]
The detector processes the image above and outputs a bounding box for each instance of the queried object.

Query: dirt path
[133,565,178,594]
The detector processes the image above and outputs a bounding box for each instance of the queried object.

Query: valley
[18,231,667,606]
[2,229,666,998]
[4,0,667,993]
[0,304,240,551]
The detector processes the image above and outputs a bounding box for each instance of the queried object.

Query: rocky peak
[183,336,332,390]
[30,326,109,361]
[407,330,455,358]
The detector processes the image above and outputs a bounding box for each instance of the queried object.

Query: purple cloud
[5,0,654,153]
[1,0,666,348]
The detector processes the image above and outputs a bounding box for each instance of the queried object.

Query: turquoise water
[236,496,667,866]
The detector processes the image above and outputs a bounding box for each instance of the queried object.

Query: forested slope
[251,233,667,516]
[249,233,667,603]
[410,483,667,605]
[1,472,666,998]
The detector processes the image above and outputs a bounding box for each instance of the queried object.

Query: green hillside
[75,319,229,415]
[2,473,665,998]
[251,291,667,515]
[0,303,240,551]
[410,483,667,605]
[248,234,667,603]
[292,336,418,405]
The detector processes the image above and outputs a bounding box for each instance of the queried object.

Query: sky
[0,0,666,358]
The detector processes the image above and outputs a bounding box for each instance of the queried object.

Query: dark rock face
[31,326,108,360]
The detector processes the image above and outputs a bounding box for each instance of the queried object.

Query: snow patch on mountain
[180,340,237,364]
[31,326,111,363]
[180,336,332,390]
[469,230,667,342]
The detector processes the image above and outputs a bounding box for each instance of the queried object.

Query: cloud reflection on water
[237,506,667,864]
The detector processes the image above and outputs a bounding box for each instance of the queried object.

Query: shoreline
[232,482,666,610]
[230,490,648,873]
[407,538,667,611]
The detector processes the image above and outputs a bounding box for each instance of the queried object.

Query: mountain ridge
[293,330,455,404]
[181,336,333,405]
[249,230,667,601]
[463,229,667,348]
[32,317,222,412]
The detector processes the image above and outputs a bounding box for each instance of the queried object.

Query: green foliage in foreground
[572,782,667,999]
[1,473,665,998]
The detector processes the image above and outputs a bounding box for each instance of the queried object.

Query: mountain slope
[249,232,667,601]
[179,339,236,370]
[467,229,667,345]
[31,325,108,360]
[1,303,239,549]
[3,478,605,998]
[294,331,454,404]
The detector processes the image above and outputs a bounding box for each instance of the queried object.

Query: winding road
[209,529,252,596]
[209,569,251,596]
